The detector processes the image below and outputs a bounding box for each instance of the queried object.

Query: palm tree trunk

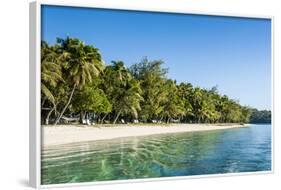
[159,115,164,123]
[101,113,108,124]
[79,111,86,124]
[166,117,171,124]
[54,84,77,125]
[46,106,55,125]
[41,97,46,107]
[113,111,121,124]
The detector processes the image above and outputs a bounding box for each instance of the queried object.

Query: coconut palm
[41,42,64,124]
[129,58,169,122]
[40,37,257,125]
[103,61,143,124]
[177,82,194,122]
[54,37,104,125]
[41,42,63,105]
[112,79,143,124]
[162,80,185,123]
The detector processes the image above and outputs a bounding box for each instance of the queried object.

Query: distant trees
[249,109,271,123]
[41,37,270,125]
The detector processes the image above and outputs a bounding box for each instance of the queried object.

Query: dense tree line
[249,109,271,124]
[41,37,269,125]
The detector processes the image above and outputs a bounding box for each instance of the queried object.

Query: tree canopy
[41,37,271,125]
[249,109,271,124]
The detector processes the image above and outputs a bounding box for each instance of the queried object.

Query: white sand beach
[42,124,247,146]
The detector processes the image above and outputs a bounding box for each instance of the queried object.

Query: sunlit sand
[42,124,247,146]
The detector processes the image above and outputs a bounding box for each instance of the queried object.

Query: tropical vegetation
[41,37,271,125]
[249,109,271,123]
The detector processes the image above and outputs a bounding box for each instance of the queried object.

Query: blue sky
[41,5,272,110]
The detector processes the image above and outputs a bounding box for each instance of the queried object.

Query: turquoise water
[41,124,271,185]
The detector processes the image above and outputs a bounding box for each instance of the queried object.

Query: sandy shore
[42,124,247,146]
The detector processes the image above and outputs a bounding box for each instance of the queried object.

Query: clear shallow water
[41,124,271,185]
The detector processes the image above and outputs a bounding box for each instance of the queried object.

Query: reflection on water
[41,124,271,185]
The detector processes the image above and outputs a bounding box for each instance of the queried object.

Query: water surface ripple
[41,124,271,185]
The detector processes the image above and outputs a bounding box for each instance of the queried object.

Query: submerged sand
[42,124,247,147]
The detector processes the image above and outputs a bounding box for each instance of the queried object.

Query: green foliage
[103,61,143,123]
[161,80,185,122]
[250,109,271,123]
[41,37,105,124]
[41,37,269,125]
[73,85,112,114]
[129,58,168,121]
[56,37,104,87]
[41,41,63,105]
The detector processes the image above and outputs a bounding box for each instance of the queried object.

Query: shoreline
[42,123,248,147]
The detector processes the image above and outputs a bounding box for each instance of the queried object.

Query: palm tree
[111,61,132,84]
[41,42,62,105]
[41,42,63,124]
[54,37,104,125]
[113,79,143,124]
[160,80,184,123]
[129,58,169,122]
[189,87,203,122]
[177,82,194,122]
[104,61,143,124]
